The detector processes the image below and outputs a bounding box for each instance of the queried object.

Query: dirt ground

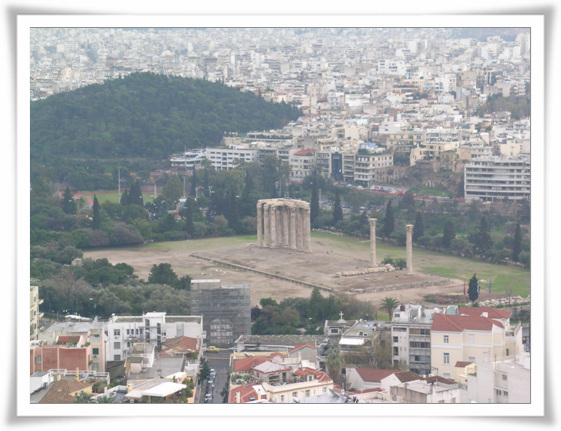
[83,236,508,308]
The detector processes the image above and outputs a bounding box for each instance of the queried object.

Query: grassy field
[146,232,531,298]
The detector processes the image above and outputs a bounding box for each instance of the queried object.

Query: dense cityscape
[28,27,532,407]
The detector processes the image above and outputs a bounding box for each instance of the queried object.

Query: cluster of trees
[250,287,378,335]
[475,91,531,120]
[36,258,191,319]
[31,72,302,160]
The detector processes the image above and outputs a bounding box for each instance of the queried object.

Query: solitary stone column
[406,224,414,274]
[283,207,289,247]
[369,218,377,267]
[257,201,263,247]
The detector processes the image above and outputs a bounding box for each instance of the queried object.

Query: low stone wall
[350,278,452,295]
[336,264,395,277]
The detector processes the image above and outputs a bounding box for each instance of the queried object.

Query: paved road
[203,350,231,403]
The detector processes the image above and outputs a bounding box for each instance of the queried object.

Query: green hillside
[30,72,301,159]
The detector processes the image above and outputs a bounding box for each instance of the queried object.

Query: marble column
[270,204,277,247]
[283,206,290,247]
[304,206,311,252]
[264,203,271,247]
[256,201,263,247]
[290,205,296,250]
[406,224,414,274]
[369,218,377,267]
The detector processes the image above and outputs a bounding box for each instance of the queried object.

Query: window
[506,349,510,356]
[468,357,475,363]
[443,335,449,344]
[113,329,120,336]
[393,347,399,356]
[469,333,474,343]
[35,355,42,363]
[114,342,121,349]
[93,348,99,355]
[305,390,310,397]
[443,373,451,379]
[393,336,399,343]
[502,374,507,381]
[443,353,450,364]
[292,392,297,398]
[114,355,121,361]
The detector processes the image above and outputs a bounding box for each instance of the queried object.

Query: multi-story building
[30,286,43,340]
[289,149,317,180]
[391,304,442,376]
[105,312,204,362]
[464,155,531,202]
[466,352,530,403]
[430,307,523,380]
[204,146,258,170]
[354,152,394,187]
[190,279,251,347]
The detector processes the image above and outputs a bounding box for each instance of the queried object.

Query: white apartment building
[466,353,530,403]
[354,153,394,187]
[105,312,204,362]
[289,149,317,180]
[464,155,531,202]
[204,146,258,170]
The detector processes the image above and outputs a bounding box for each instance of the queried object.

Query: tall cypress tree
[92,195,101,229]
[442,220,455,248]
[310,176,319,225]
[332,189,343,224]
[468,273,479,304]
[129,180,144,206]
[512,222,522,262]
[62,186,76,214]
[413,211,424,242]
[474,216,493,257]
[383,200,395,238]
[190,168,197,197]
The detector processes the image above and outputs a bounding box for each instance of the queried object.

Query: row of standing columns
[369,218,414,274]
[257,199,311,252]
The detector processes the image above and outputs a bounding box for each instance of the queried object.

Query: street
[202,349,231,403]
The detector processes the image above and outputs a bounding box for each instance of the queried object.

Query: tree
[62,187,76,214]
[332,189,343,224]
[190,168,198,197]
[325,347,345,385]
[148,263,179,286]
[73,391,94,403]
[310,176,319,225]
[184,198,194,236]
[442,220,455,248]
[129,180,144,206]
[473,216,493,257]
[468,273,479,304]
[512,222,522,262]
[162,174,183,209]
[382,200,395,238]
[92,195,101,229]
[378,297,399,320]
[413,211,424,242]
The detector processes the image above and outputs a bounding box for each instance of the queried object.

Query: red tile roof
[232,356,269,373]
[57,336,80,344]
[228,383,263,404]
[39,380,94,404]
[421,375,456,385]
[458,307,511,320]
[455,361,473,368]
[288,343,316,354]
[354,368,395,383]
[160,336,201,356]
[392,371,422,383]
[431,313,504,332]
[293,149,317,156]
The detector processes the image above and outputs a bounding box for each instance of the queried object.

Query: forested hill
[30,72,302,159]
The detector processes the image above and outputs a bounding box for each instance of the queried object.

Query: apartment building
[391,304,443,376]
[204,146,258,170]
[430,307,523,380]
[354,152,394,187]
[464,155,531,202]
[105,312,204,362]
[289,149,317,180]
[190,279,251,347]
[466,353,530,403]
[30,286,44,340]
